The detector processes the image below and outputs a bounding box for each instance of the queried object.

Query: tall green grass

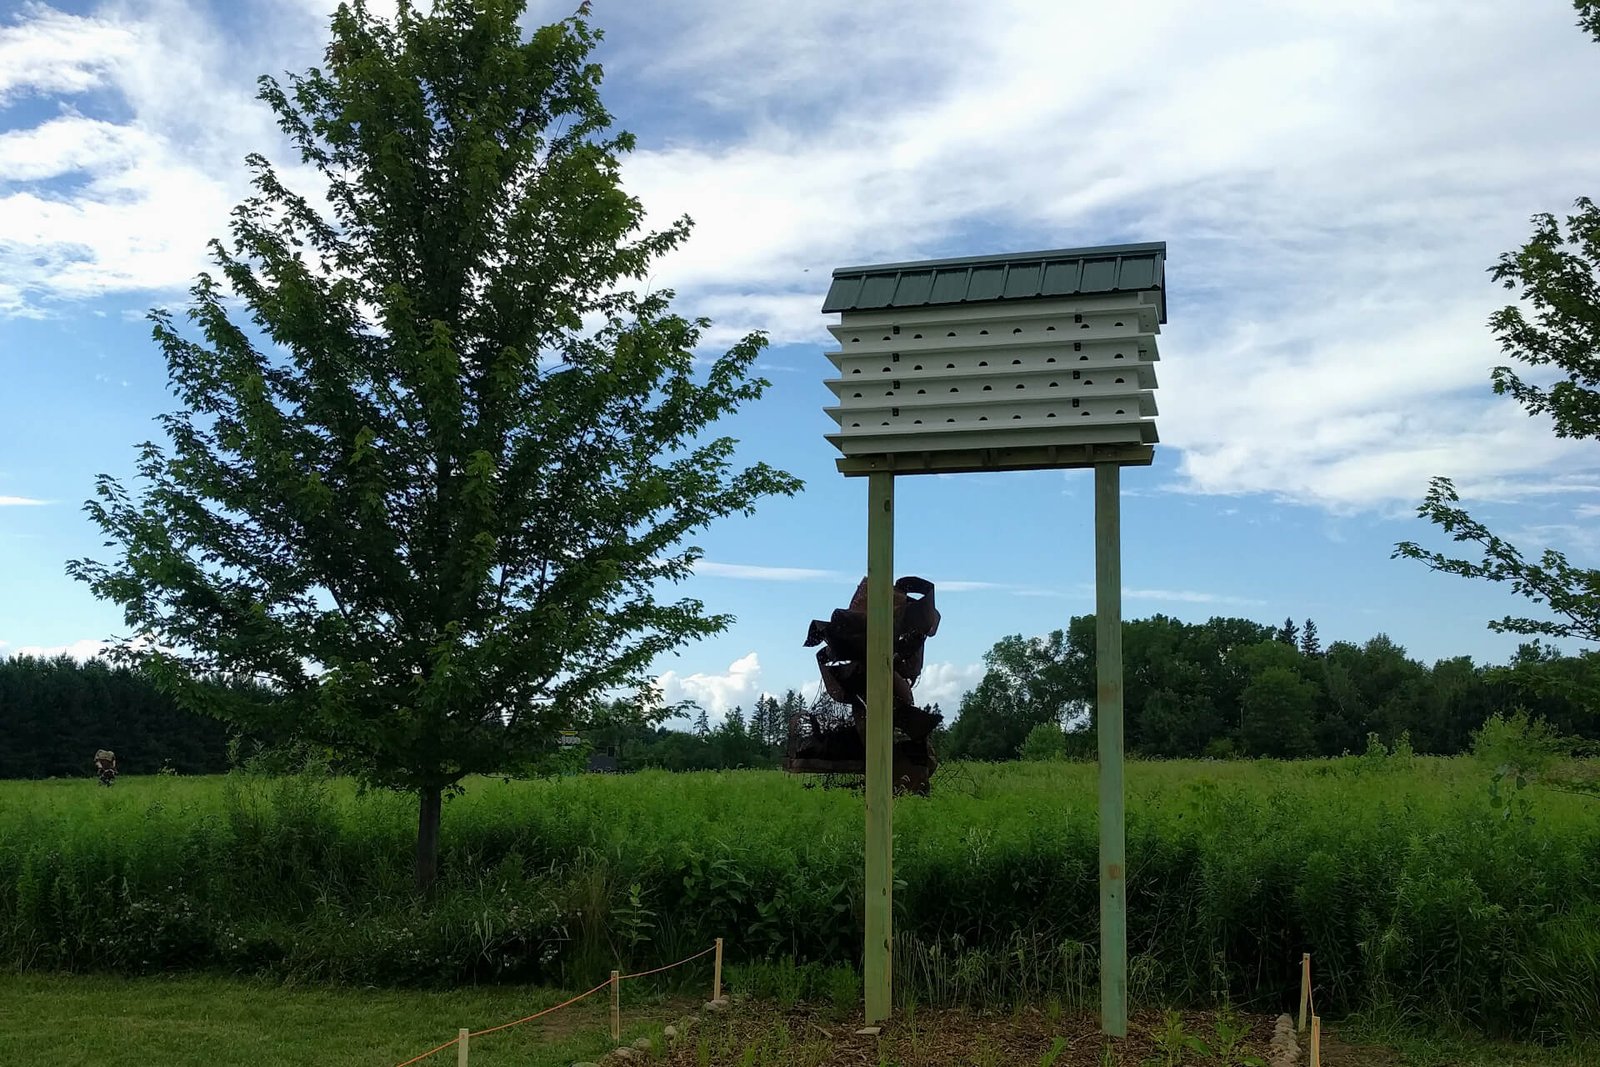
[1,757,1596,1038]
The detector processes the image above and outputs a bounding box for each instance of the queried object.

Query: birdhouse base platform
[835,443,1154,477]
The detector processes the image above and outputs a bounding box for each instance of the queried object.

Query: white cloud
[0,1,303,314]
[0,6,143,102]
[6,0,1600,514]
[0,496,49,506]
[1017,583,1261,606]
[691,564,1010,594]
[1123,588,1266,608]
[695,561,844,582]
[1501,520,1600,565]
[0,116,156,181]
[8,638,109,660]
[653,651,765,719]
[614,0,1600,512]
[915,661,984,711]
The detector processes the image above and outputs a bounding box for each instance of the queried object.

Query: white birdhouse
[821,243,1166,475]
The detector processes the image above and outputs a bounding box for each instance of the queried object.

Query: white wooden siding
[824,294,1161,458]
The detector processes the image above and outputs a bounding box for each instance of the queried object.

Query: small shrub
[1019,724,1067,762]
[823,965,861,1021]
[1472,709,1566,780]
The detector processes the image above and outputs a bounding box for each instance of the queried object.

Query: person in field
[93,749,117,786]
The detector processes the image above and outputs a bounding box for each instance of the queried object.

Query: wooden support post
[610,970,621,1044]
[1299,953,1311,1032]
[713,937,724,1001]
[1095,461,1127,1037]
[864,470,895,1024]
[456,1028,469,1067]
[1310,1016,1322,1067]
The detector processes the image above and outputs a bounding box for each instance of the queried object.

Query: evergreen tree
[0,655,247,777]
[1299,618,1322,657]
[1276,616,1300,646]
[777,689,808,746]
[748,694,779,749]
[65,0,799,891]
[692,706,711,737]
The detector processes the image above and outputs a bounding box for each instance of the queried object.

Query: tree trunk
[415,784,442,894]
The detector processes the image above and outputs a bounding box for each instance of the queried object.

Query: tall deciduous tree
[1395,4,1600,649]
[67,0,799,891]
[1240,666,1316,757]
[944,627,1088,761]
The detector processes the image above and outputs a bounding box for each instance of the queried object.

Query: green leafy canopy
[1393,194,1600,645]
[1394,4,1600,648]
[67,0,802,803]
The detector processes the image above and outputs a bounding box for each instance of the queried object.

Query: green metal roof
[822,242,1167,322]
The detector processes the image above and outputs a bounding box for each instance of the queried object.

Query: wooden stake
[610,970,621,1044]
[456,1028,469,1067]
[713,937,724,1002]
[1310,1016,1321,1067]
[1299,953,1311,1032]
[864,470,895,1025]
[1095,461,1127,1037]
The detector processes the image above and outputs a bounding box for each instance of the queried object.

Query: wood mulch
[655,1003,1291,1066]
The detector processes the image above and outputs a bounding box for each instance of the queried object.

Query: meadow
[2,755,1597,1041]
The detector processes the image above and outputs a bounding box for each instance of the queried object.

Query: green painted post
[864,470,895,1024]
[1095,460,1128,1037]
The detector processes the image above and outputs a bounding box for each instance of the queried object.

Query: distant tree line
[0,655,235,777]
[8,613,1597,777]
[581,690,812,772]
[0,657,828,779]
[945,614,1600,761]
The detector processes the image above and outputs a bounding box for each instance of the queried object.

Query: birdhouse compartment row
[829,389,1156,425]
[827,334,1160,372]
[827,312,1155,352]
[826,371,1156,406]
[827,356,1157,388]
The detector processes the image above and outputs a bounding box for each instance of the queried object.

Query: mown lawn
[0,973,689,1066]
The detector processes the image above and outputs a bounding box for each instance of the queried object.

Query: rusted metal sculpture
[787,576,942,794]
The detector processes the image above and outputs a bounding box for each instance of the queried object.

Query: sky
[2,0,1600,723]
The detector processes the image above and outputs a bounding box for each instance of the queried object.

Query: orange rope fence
[466,977,614,1040]
[619,942,717,981]
[395,1035,465,1067]
[392,938,724,1067]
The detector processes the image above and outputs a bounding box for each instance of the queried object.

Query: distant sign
[557,731,582,748]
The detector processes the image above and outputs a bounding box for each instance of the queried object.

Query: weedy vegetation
[2,748,1597,1040]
